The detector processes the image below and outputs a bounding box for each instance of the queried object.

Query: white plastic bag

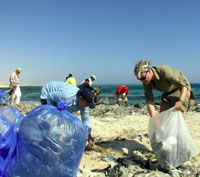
[148,108,196,169]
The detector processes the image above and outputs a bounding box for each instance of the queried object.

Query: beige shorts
[117,93,128,102]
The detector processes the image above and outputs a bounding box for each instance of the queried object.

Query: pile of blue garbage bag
[0,101,88,177]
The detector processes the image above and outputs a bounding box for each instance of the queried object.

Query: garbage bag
[0,90,8,106]
[148,108,196,169]
[0,107,24,176]
[6,104,88,177]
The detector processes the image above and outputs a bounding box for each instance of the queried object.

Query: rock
[121,148,129,155]
[146,171,171,177]
[97,97,110,105]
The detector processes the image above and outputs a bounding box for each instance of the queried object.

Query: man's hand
[174,100,182,110]
[174,86,187,111]
[88,134,95,144]
[11,82,17,88]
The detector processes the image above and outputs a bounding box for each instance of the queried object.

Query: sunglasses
[139,72,147,81]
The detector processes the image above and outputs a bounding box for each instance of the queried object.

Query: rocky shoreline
[1,101,200,177]
[6,99,200,117]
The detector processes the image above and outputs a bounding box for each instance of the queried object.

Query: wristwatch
[178,98,183,103]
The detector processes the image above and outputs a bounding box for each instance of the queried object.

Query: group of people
[7,69,98,143]
[40,74,97,143]
[7,60,195,153]
[65,74,96,87]
[40,60,195,147]
[114,60,195,115]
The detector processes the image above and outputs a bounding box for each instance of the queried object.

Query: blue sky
[0,0,200,84]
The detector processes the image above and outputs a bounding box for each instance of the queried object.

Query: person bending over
[134,60,195,117]
[113,85,129,106]
[40,81,95,143]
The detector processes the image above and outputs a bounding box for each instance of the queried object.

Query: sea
[0,84,200,104]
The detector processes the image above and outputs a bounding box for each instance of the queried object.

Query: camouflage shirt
[144,65,191,103]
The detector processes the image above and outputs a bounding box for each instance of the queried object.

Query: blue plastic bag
[6,104,88,177]
[0,90,8,106]
[0,107,24,177]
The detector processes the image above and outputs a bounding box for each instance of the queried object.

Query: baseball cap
[91,75,96,80]
[78,83,95,109]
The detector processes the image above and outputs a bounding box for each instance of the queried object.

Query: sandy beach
[0,82,42,88]
[6,102,200,177]
[79,105,200,177]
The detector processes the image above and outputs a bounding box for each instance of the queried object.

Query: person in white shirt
[9,68,22,105]
[80,75,96,86]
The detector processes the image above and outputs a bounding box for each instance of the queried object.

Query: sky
[0,0,200,85]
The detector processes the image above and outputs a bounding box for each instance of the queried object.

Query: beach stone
[89,104,148,118]
[97,97,110,105]
[121,148,129,155]
[145,171,171,177]
[77,169,104,177]
[134,103,144,108]
[196,171,200,177]
[195,107,200,112]
[118,166,130,177]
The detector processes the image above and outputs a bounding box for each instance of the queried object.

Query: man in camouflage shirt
[134,60,195,117]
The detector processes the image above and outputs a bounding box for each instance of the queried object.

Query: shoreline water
[1,83,200,104]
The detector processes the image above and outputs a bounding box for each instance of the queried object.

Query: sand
[0,83,42,88]
[2,103,200,177]
[77,107,200,177]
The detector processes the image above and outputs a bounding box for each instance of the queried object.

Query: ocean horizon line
[1,82,200,88]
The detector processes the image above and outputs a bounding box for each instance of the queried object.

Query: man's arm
[143,85,155,117]
[147,102,156,117]
[174,86,188,110]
